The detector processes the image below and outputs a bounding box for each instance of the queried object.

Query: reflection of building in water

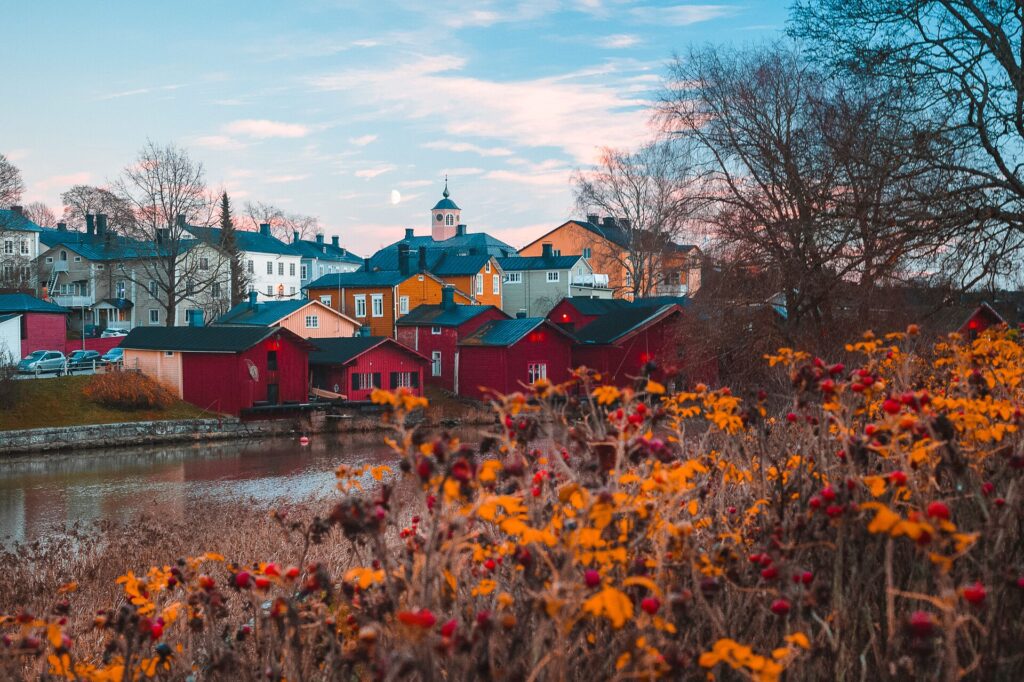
[0,487,26,544]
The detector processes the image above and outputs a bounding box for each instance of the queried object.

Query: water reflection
[0,432,432,544]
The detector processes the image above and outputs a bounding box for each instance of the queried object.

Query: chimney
[405,228,414,239]
[398,243,411,275]
[541,243,554,259]
[57,222,67,232]
[516,310,527,319]
[189,310,204,327]
[176,214,186,229]
[315,234,324,245]
[248,290,258,311]
[9,205,23,216]
[259,223,271,237]
[331,236,340,248]
[602,216,616,229]
[359,325,372,338]
[85,214,95,236]
[586,213,599,225]
[292,230,300,244]
[418,246,427,271]
[96,214,108,236]
[441,284,455,311]
[468,247,478,256]
[456,224,467,237]
[363,257,371,271]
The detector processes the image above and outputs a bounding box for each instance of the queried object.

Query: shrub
[2,327,1023,681]
[82,369,176,410]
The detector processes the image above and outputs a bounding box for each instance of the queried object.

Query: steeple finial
[442,175,450,199]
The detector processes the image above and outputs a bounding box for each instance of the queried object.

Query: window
[319,265,325,275]
[319,295,332,306]
[504,272,522,284]
[354,295,367,317]
[212,282,221,298]
[289,263,295,276]
[485,261,491,273]
[431,326,442,335]
[164,351,174,357]
[73,255,81,262]
[493,274,500,294]
[148,280,158,297]
[301,264,307,279]
[553,249,561,256]
[267,261,273,275]
[45,256,53,264]
[583,247,592,259]
[266,285,273,296]
[371,293,384,317]
[199,257,209,270]
[305,315,319,328]
[149,309,159,324]
[278,262,284,276]
[624,272,632,287]
[247,260,254,274]
[546,271,560,282]
[352,372,381,391]
[185,280,195,296]
[528,363,547,383]
[431,351,442,376]
[664,271,681,286]
[445,214,454,226]
[476,274,483,295]
[399,296,409,314]
[389,371,418,389]
[20,241,28,255]
[59,250,67,261]
[4,240,13,255]
[290,286,296,295]
[267,350,278,371]
[115,280,126,298]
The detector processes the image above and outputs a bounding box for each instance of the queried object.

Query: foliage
[3,327,1024,680]
[82,370,177,411]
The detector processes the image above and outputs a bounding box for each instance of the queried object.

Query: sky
[1,1,787,256]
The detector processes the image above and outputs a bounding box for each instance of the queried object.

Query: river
[0,432,429,545]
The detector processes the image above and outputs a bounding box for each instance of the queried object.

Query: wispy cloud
[264,174,310,183]
[3,149,30,162]
[629,4,738,25]
[604,34,641,49]
[349,134,378,146]
[224,119,310,139]
[398,179,434,188]
[355,164,397,179]
[443,167,485,176]
[423,140,513,157]
[191,135,246,150]
[97,84,185,101]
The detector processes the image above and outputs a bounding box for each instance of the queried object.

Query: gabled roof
[214,299,354,327]
[309,336,427,365]
[0,209,43,232]
[186,225,296,257]
[306,269,411,289]
[459,317,573,347]
[0,313,20,324]
[430,254,494,276]
[120,325,314,353]
[574,304,684,345]
[0,293,69,315]
[368,250,495,276]
[290,238,362,264]
[520,219,698,255]
[39,228,172,261]
[497,255,583,271]
[396,303,507,328]
[559,297,633,316]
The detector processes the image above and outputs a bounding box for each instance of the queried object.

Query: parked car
[101,347,124,366]
[18,350,67,374]
[100,329,128,338]
[67,350,102,372]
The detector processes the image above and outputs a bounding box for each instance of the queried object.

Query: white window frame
[431,326,442,335]
[266,261,273,275]
[371,293,384,318]
[504,272,522,284]
[301,264,308,279]
[305,314,319,329]
[399,296,409,314]
[3,240,12,255]
[247,260,254,274]
[546,271,560,282]
[289,262,296,276]
[73,255,81,262]
[278,262,284,276]
[492,274,500,294]
[528,362,547,383]
[395,372,413,388]
[115,280,126,298]
[476,274,483,295]
[354,295,367,318]
[266,285,273,296]
[149,309,159,325]
[583,247,592,259]
[45,256,53,264]
[319,295,332,306]
[485,261,491,273]
[445,214,454,226]
[431,351,442,376]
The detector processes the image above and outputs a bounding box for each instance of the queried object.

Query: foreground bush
[82,369,176,410]
[2,327,1023,681]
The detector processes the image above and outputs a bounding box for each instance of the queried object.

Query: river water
[0,432,425,545]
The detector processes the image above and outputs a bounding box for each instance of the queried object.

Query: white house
[188,223,303,302]
[0,207,42,294]
[0,313,19,364]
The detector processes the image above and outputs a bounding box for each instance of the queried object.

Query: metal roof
[187,225,297,257]
[215,299,317,326]
[120,326,303,353]
[39,228,173,261]
[574,304,684,345]
[306,269,410,289]
[497,255,583,271]
[0,293,69,315]
[396,303,507,327]
[375,231,516,260]
[560,297,633,316]
[290,238,362,263]
[309,336,425,365]
[459,317,556,347]
[0,209,43,233]
[432,197,460,210]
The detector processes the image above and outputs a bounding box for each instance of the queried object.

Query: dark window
[351,373,360,391]
[267,383,279,404]
[267,350,278,371]
[373,372,381,388]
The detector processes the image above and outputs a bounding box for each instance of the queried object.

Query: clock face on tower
[436,213,443,222]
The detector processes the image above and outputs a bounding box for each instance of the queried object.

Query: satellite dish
[245,359,259,381]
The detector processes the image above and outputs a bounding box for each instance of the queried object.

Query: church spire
[442,175,450,199]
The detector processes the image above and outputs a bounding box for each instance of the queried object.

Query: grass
[0,375,208,431]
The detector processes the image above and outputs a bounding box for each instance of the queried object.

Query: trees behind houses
[0,153,24,209]
[60,185,135,233]
[241,200,320,243]
[218,192,248,306]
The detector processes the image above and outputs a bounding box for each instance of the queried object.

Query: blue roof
[430,254,493,276]
[574,304,684,345]
[561,297,632,316]
[290,237,362,264]
[187,225,296,257]
[369,250,493,276]
[459,317,555,347]
[0,293,69,315]
[0,209,43,232]
[375,230,516,261]
[39,228,172,261]
[306,269,410,289]
[215,299,318,326]
[396,303,507,327]
[432,197,460,210]
[497,255,583,271]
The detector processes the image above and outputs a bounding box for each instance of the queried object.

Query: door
[267,383,279,404]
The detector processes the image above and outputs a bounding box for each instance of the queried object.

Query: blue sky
[1,1,787,255]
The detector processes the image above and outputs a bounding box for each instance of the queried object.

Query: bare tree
[114,140,227,326]
[21,202,56,227]
[60,185,136,232]
[0,153,24,208]
[242,200,320,242]
[573,140,707,297]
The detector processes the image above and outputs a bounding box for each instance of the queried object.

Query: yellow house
[214,294,360,339]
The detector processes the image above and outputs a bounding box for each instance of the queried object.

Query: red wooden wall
[311,341,426,401]
[395,307,507,392]
[19,313,68,358]
[546,300,603,335]
[63,337,122,356]
[458,326,573,400]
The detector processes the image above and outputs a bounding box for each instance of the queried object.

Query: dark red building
[396,286,509,391]
[309,336,427,401]
[120,326,315,417]
[572,303,718,389]
[547,297,630,335]
[0,293,69,358]
[457,317,575,400]
[958,302,1010,339]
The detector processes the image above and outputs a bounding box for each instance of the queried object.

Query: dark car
[100,347,124,366]
[67,350,101,372]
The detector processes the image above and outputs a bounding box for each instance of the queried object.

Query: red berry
[800,571,813,585]
[761,566,778,580]
[1016,577,1024,589]
[727,506,737,514]
[786,412,798,423]
[808,496,822,510]
[640,597,660,615]
[770,599,790,615]
[254,576,271,590]
[882,399,901,414]
[888,470,907,486]
[962,582,986,605]
[981,482,994,496]
[416,457,433,480]
[150,622,163,640]
[476,610,492,627]
[584,569,601,588]
[907,611,934,637]
[829,363,844,375]
[484,559,496,571]
[234,571,251,589]
[198,575,215,591]
[264,563,280,577]
[820,486,836,502]
[531,486,541,497]
[285,566,300,580]
[441,619,457,637]
[994,498,1006,507]
[926,501,950,520]
[826,505,845,518]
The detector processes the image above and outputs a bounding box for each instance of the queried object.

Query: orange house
[431,254,503,309]
[519,217,700,298]
[306,269,473,338]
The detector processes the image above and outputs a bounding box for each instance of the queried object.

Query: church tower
[430,177,460,241]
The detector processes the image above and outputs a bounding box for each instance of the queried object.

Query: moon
[390,189,401,205]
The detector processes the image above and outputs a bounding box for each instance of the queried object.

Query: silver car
[18,350,67,374]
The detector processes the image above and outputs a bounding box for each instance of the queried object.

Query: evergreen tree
[218,192,246,306]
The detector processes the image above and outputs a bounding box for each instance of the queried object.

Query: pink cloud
[224,119,310,139]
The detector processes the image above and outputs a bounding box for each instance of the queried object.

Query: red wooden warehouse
[120,326,315,417]
[309,336,428,401]
[395,285,509,391]
[546,297,631,335]
[457,317,575,400]
[0,293,69,358]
